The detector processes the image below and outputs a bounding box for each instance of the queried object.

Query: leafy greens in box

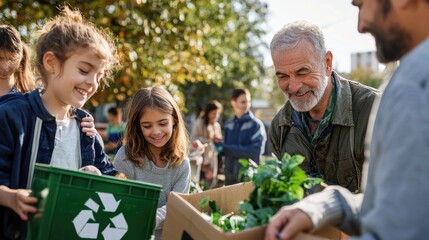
[200,153,322,232]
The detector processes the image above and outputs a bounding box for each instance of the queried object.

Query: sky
[262,0,376,73]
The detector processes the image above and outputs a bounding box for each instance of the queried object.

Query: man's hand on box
[265,206,313,240]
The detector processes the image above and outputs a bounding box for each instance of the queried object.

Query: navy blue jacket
[0,89,117,239]
[222,111,266,164]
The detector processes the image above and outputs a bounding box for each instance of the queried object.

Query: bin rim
[33,163,163,191]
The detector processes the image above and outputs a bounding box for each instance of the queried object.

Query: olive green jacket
[269,72,380,192]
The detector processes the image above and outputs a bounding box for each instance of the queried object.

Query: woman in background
[191,100,223,187]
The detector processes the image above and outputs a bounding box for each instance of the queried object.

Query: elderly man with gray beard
[268,21,380,192]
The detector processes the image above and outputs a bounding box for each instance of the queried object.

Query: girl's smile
[140,107,174,151]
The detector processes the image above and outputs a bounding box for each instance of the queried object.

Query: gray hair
[270,21,327,61]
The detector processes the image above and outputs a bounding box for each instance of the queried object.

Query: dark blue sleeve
[93,133,118,176]
[222,121,267,163]
[0,113,15,186]
[0,97,28,187]
[77,109,118,177]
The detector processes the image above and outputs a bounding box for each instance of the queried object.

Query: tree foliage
[348,67,383,89]
[0,0,268,113]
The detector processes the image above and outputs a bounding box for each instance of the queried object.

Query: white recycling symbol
[72,192,128,239]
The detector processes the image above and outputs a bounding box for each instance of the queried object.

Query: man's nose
[288,78,303,93]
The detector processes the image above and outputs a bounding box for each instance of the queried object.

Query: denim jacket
[0,89,117,239]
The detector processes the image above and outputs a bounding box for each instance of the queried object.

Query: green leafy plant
[199,153,322,232]
[199,197,246,233]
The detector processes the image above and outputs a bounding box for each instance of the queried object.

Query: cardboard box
[163,182,346,240]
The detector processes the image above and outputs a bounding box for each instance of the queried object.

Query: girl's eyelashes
[79,68,89,74]
[141,122,168,128]
[78,68,104,84]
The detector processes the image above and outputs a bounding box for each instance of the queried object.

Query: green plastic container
[28,163,162,240]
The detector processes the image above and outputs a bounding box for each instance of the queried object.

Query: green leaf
[252,165,279,187]
[211,211,222,226]
[199,196,209,211]
[289,185,305,200]
[238,201,254,214]
[238,158,250,168]
[253,207,274,225]
[209,200,218,212]
[290,168,307,185]
[282,153,304,169]
[303,178,323,190]
[238,158,258,182]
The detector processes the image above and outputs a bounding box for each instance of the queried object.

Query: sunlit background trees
[1,0,386,121]
[1,0,269,118]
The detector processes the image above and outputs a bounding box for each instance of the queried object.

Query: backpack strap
[26,117,42,189]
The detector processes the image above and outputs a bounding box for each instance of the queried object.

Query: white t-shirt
[50,117,81,169]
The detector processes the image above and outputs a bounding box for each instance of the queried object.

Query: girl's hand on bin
[1,187,38,221]
[14,189,38,221]
[115,173,128,179]
[79,165,102,176]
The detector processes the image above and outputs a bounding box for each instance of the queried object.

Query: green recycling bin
[28,163,162,240]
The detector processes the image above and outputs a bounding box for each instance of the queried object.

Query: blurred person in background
[218,88,266,185]
[101,106,125,156]
[191,100,223,187]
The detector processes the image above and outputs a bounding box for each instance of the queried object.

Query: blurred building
[351,51,379,73]
[251,99,277,157]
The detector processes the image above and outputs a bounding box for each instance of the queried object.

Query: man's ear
[324,51,334,75]
[230,99,236,108]
[43,51,59,76]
